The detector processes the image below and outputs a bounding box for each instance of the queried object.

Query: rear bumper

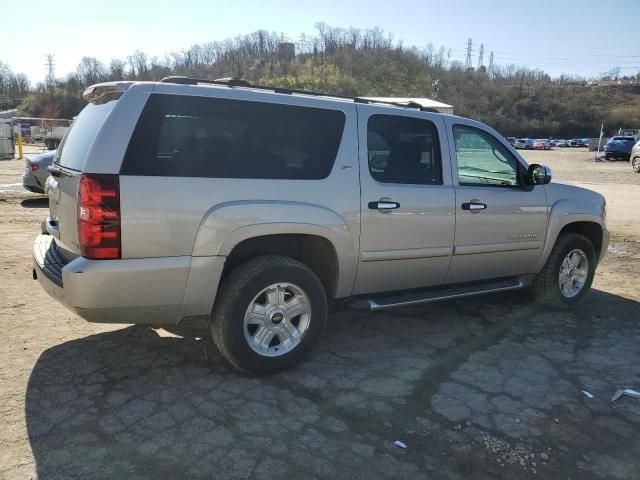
[33,234,225,324]
[604,151,631,160]
[22,171,45,194]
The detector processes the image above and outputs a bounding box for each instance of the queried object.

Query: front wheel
[632,157,640,173]
[532,233,596,308]
[210,255,327,374]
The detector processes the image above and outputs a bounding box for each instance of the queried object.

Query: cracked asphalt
[1,149,639,479]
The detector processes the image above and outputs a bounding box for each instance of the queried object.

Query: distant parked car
[630,141,640,173]
[23,150,55,194]
[514,138,534,149]
[505,136,517,146]
[604,136,636,161]
[533,140,551,150]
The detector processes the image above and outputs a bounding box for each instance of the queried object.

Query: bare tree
[76,57,106,85]
[108,59,126,80]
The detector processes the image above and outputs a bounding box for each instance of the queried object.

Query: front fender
[192,200,358,298]
[535,195,606,271]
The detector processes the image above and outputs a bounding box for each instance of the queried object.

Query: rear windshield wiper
[47,164,73,178]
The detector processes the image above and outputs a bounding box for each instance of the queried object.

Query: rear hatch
[47,96,119,256]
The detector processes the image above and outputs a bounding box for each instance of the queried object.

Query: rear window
[121,94,346,179]
[55,101,117,171]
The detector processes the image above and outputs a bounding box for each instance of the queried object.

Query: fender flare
[535,199,606,271]
[191,200,358,298]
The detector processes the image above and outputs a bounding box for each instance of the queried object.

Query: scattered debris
[540,452,549,461]
[393,440,407,449]
[611,388,640,402]
[481,433,537,471]
[581,390,594,399]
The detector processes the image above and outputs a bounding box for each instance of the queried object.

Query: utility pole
[465,38,473,70]
[477,43,484,70]
[45,54,56,88]
[488,51,495,78]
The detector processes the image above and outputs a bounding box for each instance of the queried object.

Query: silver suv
[33,77,609,374]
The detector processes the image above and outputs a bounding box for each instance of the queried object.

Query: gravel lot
[1,147,639,479]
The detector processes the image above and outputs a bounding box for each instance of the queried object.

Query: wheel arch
[191,200,358,299]
[536,213,606,271]
[222,233,341,299]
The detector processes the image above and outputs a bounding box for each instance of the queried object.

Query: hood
[545,181,606,214]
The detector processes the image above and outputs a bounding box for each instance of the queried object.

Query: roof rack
[159,76,439,113]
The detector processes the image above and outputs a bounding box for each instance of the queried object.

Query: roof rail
[159,76,440,113]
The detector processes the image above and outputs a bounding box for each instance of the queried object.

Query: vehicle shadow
[21,197,48,208]
[25,288,640,479]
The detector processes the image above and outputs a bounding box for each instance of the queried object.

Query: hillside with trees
[2,24,640,137]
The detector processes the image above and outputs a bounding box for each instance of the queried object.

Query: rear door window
[366,114,443,185]
[121,94,346,179]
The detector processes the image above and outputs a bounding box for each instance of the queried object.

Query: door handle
[368,201,400,210]
[461,202,487,211]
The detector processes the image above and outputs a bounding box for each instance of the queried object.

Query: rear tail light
[30,163,40,171]
[78,174,121,259]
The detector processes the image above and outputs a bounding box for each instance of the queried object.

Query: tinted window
[453,125,520,187]
[367,114,442,184]
[56,101,117,171]
[121,94,346,179]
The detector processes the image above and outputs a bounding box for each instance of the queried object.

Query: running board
[346,278,525,311]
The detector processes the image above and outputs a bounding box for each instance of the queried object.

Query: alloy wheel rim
[243,282,311,357]
[559,249,589,298]
[633,158,640,172]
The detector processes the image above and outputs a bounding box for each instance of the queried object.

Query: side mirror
[526,164,552,185]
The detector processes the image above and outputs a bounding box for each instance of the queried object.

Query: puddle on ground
[608,243,629,256]
[0,183,25,193]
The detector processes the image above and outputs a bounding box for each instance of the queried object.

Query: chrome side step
[347,278,525,311]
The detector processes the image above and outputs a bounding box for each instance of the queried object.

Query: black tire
[632,157,640,173]
[210,255,327,374]
[532,233,596,309]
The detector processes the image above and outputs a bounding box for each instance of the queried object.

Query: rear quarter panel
[119,86,361,297]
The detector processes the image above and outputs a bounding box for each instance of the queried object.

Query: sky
[3,0,639,85]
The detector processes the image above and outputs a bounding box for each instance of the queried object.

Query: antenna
[465,38,473,70]
[477,44,484,70]
[45,54,56,87]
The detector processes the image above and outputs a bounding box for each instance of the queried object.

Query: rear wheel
[211,255,327,374]
[532,233,596,308]
[632,157,640,173]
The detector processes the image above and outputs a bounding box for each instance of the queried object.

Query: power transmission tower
[477,44,484,70]
[45,54,56,88]
[488,51,495,78]
[465,38,473,70]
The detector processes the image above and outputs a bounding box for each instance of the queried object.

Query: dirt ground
[1,147,639,479]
